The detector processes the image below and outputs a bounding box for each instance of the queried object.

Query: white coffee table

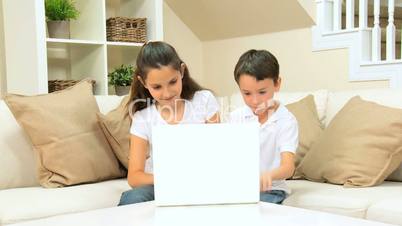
[10,201,395,226]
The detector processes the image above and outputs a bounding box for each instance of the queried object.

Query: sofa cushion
[97,96,131,169]
[387,165,402,182]
[94,95,125,114]
[297,96,402,187]
[325,88,402,126]
[284,180,402,220]
[4,81,125,188]
[326,89,402,182]
[275,90,328,125]
[0,101,38,189]
[366,197,402,225]
[230,89,328,124]
[286,95,323,171]
[0,179,130,225]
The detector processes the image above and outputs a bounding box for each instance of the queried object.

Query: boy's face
[238,74,281,116]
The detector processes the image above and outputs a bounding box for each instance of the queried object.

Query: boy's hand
[260,171,273,192]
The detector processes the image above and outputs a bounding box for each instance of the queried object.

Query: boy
[230,49,298,204]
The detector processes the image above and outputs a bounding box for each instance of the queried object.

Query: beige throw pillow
[97,96,131,169]
[286,95,323,173]
[296,96,402,187]
[5,80,125,188]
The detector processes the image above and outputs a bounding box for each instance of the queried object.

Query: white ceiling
[165,0,315,41]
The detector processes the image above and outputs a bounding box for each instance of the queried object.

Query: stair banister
[333,0,342,31]
[372,0,382,61]
[386,0,396,60]
[317,0,333,32]
[346,0,355,29]
[359,0,368,29]
[359,0,371,61]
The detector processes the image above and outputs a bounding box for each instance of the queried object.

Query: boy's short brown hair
[234,49,279,84]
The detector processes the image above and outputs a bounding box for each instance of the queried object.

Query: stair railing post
[346,0,355,29]
[359,0,368,29]
[372,0,382,61]
[333,0,342,31]
[386,0,396,61]
[317,0,334,32]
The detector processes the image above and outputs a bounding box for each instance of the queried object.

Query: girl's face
[238,74,281,116]
[141,65,183,107]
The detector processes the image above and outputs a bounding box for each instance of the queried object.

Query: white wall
[0,0,6,98]
[163,2,203,85]
[202,28,389,96]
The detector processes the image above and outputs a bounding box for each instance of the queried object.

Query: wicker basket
[48,80,96,93]
[106,17,147,43]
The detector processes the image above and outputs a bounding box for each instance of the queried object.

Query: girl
[118,41,220,206]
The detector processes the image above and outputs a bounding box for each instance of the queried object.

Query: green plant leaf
[45,0,80,21]
[108,64,135,86]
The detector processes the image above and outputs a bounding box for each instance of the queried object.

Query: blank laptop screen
[152,123,260,206]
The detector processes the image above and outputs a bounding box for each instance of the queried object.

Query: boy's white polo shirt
[229,103,299,194]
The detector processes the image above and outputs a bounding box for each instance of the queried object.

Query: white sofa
[1,90,402,226]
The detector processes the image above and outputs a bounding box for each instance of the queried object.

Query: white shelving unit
[47,38,105,45]
[2,0,163,95]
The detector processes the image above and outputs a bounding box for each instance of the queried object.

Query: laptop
[152,123,260,206]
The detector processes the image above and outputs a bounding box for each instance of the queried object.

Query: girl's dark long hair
[127,41,203,114]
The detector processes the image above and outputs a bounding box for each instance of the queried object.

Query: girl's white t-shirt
[130,90,219,173]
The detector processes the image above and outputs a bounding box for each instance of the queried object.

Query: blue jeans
[118,185,286,206]
[118,185,154,206]
[260,190,286,204]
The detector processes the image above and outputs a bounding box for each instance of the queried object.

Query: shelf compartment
[47,42,107,95]
[66,0,106,42]
[106,45,140,95]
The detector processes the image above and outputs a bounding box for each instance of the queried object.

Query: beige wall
[165,0,313,41]
[297,0,316,23]
[202,28,389,96]
[0,0,6,98]
[163,2,203,85]
[160,4,388,97]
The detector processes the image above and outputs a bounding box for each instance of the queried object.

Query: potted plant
[45,0,80,39]
[108,64,134,96]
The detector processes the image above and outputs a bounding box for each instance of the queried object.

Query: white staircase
[313,0,402,88]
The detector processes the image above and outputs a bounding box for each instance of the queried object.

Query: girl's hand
[260,171,273,192]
